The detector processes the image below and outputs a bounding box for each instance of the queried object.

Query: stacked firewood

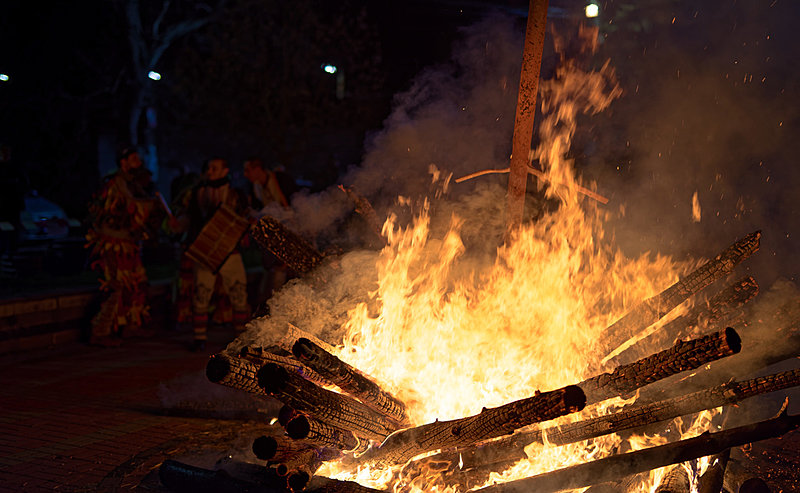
[196,222,800,493]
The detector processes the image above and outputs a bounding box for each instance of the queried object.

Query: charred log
[697,449,730,493]
[291,338,408,424]
[473,404,800,493]
[654,465,690,493]
[597,231,760,359]
[240,346,329,385]
[253,435,316,463]
[339,186,384,243]
[280,405,302,426]
[158,458,287,493]
[206,353,264,394]
[356,385,585,469]
[580,327,741,404]
[286,414,370,453]
[251,216,324,275]
[306,477,387,493]
[611,276,758,367]
[422,367,800,472]
[257,363,402,441]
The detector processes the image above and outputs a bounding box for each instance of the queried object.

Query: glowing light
[147,71,161,81]
[322,64,338,74]
[0,74,8,82]
[585,3,599,17]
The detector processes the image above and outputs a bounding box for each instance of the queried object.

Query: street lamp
[321,63,344,100]
[585,3,599,18]
[148,70,162,81]
[0,74,9,82]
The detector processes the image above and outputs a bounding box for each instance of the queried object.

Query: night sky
[1,0,799,284]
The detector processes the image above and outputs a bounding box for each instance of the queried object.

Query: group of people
[85,148,291,349]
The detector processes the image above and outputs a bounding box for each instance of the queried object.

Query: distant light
[585,3,599,18]
[0,74,9,82]
[322,64,337,74]
[148,71,161,81]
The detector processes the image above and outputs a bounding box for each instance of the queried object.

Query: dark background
[1,0,798,287]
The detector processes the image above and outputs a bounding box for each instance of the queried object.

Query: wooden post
[506,0,549,236]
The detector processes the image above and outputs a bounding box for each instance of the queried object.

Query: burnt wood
[257,363,402,441]
[421,367,800,472]
[697,449,730,493]
[253,435,316,463]
[206,353,265,394]
[240,345,329,385]
[611,276,758,367]
[472,405,800,493]
[292,337,408,424]
[251,216,324,274]
[356,385,585,469]
[654,465,690,493]
[597,230,760,359]
[286,414,369,453]
[580,327,741,404]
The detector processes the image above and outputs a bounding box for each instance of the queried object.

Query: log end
[724,326,742,354]
[257,362,290,392]
[286,415,311,440]
[205,354,232,383]
[253,435,279,460]
[563,385,587,413]
[287,470,311,491]
[292,338,315,361]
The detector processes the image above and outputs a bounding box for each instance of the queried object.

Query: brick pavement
[0,330,281,492]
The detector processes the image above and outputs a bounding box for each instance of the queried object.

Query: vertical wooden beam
[506,0,549,236]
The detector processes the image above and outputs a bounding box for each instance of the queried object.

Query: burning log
[597,230,761,360]
[472,402,800,493]
[417,367,800,474]
[206,353,265,394]
[285,414,370,453]
[291,338,409,424]
[610,276,759,367]
[339,185,385,242]
[253,435,316,463]
[241,346,329,385]
[696,449,730,493]
[280,405,302,426]
[724,457,773,493]
[580,327,741,405]
[356,385,585,469]
[274,448,320,477]
[654,465,690,493]
[251,216,324,274]
[257,363,402,441]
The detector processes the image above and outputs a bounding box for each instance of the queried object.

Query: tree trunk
[357,385,585,469]
[292,337,408,424]
[472,406,800,493]
[598,231,761,360]
[257,363,402,441]
[506,0,549,235]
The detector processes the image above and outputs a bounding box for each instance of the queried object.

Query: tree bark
[610,276,758,367]
[472,406,800,493]
[580,327,741,404]
[257,363,402,442]
[357,385,585,469]
[251,216,324,274]
[292,338,408,424]
[506,0,549,235]
[597,231,761,360]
